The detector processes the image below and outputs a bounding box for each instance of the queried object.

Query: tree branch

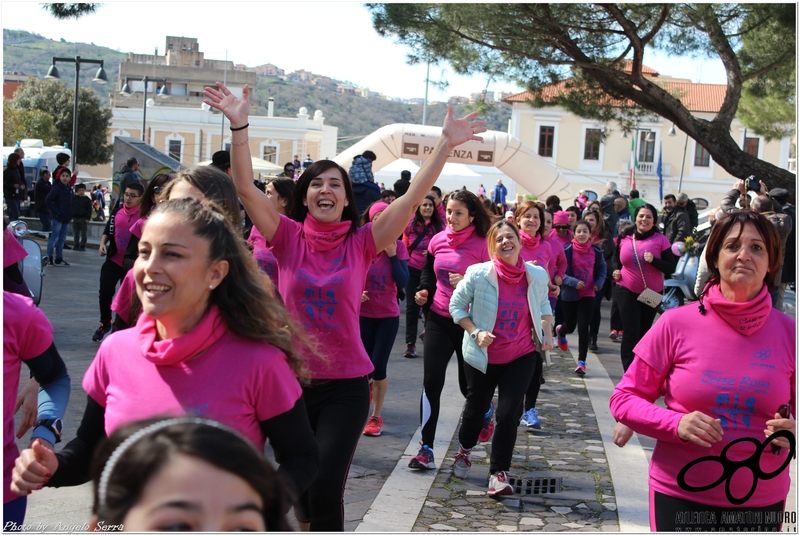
[640,4,671,47]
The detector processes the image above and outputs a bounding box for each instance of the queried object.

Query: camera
[745,175,760,192]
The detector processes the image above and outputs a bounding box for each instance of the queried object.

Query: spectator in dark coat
[394,170,411,197]
[3,153,26,220]
[661,194,690,244]
[72,183,93,251]
[44,167,75,265]
[751,195,792,311]
[599,181,622,237]
[34,169,53,231]
[769,188,795,292]
[676,192,698,231]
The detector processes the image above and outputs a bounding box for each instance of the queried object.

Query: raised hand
[441,104,486,150]
[203,82,250,127]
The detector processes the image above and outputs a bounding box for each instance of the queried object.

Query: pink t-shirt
[270,214,376,379]
[3,292,53,504]
[129,216,147,240]
[404,219,441,271]
[519,239,552,278]
[548,228,572,250]
[611,302,796,508]
[568,245,597,299]
[247,226,279,287]
[110,206,141,267]
[83,324,302,450]
[437,203,446,223]
[361,240,410,318]
[488,278,537,364]
[428,230,490,318]
[111,271,136,325]
[3,229,27,268]
[543,236,565,297]
[617,233,671,293]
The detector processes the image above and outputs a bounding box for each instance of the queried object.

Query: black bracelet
[229,123,249,132]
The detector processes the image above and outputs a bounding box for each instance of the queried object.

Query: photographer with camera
[721,175,765,212]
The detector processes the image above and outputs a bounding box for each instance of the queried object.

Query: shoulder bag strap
[631,236,649,290]
[407,226,429,253]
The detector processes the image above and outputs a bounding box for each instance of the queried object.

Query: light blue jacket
[449,261,552,373]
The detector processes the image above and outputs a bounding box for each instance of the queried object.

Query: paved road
[12,237,797,531]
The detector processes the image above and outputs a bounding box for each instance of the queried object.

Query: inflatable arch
[333,124,571,199]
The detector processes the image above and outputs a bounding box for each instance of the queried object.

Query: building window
[168,140,181,161]
[194,60,200,67]
[262,146,277,164]
[538,126,554,157]
[583,129,601,160]
[744,137,759,157]
[694,144,710,167]
[638,131,655,163]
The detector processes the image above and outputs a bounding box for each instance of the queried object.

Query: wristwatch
[470,329,482,341]
[34,418,63,444]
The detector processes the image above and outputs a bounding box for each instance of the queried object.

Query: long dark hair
[268,177,295,205]
[447,189,492,237]
[410,195,443,235]
[288,160,359,235]
[139,173,174,218]
[90,416,292,531]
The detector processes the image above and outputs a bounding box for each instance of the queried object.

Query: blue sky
[4,2,728,101]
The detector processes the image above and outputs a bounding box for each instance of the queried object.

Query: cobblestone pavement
[414,349,619,532]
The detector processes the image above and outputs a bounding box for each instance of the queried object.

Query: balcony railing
[637,162,655,174]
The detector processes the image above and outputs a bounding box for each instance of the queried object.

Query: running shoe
[487,471,514,497]
[520,408,541,429]
[589,336,598,351]
[363,416,383,437]
[452,446,472,478]
[54,258,70,266]
[408,444,435,470]
[555,325,569,351]
[616,330,624,342]
[609,330,619,340]
[478,400,495,443]
[404,343,417,359]
[92,322,111,342]
[574,360,587,376]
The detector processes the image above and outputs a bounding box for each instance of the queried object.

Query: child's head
[90,417,290,532]
[75,184,87,195]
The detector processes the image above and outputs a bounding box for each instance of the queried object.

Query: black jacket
[393,177,411,197]
[45,181,74,223]
[34,178,52,215]
[661,205,690,244]
[72,194,93,221]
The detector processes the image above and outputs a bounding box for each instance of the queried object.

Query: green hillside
[4,29,512,153]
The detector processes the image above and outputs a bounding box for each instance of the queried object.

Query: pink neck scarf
[705,284,771,336]
[571,238,593,255]
[493,255,526,284]
[445,224,476,247]
[520,230,541,250]
[302,215,352,252]
[138,304,227,365]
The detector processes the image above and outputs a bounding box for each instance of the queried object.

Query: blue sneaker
[408,444,436,470]
[478,400,495,442]
[556,325,569,351]
[574,360,587,376]
[520,408,541,429]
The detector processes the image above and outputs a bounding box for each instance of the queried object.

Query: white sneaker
[487,471,514,497]
[452,446,472,478]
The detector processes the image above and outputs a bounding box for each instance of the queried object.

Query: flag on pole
[657,142,663,203]
[629,134,637,191]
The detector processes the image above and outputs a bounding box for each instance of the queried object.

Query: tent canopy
[198,156,283,173]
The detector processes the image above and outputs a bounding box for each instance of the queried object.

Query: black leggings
[99,260,127,324]
[523,351,544,411]
[652,490,784,532]
[296,376,370,531]
[405,267,430,344]
[420,310,468,447]
[589,288,605,338]
[560,296,594,360]
[459,353,534,474]
[615,285,659,371]
[610,283,624,332]
[359,316,399,381]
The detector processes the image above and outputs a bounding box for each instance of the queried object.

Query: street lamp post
[120,77,169,144]
[45,56,109,167]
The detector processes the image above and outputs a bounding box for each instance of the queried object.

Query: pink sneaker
[363,415,383,437]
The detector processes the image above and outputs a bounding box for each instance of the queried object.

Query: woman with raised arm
[203,81,484,531]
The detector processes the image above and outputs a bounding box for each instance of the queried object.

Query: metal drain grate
[506,476,563,495]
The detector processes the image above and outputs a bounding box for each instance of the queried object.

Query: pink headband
[368,202,390,221]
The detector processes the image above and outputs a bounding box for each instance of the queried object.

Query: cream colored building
[504,64,795,209]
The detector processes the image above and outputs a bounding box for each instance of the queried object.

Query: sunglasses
[554,225,570,230]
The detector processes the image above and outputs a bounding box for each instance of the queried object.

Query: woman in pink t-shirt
[514,201,557,430]
[12,198,320,512]
[247,177,294,288]
[360,202,410,437]
[204,80,485,531]
[611,204,676,372]
[610,210,795,531]
[401,195,444,358]
[448,221,553,496]
[410,190,492,471]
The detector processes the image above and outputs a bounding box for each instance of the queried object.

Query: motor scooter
[658,226,711,314]
[7,220,47,305]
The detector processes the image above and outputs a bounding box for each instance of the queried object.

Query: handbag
[632,236,662,308]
